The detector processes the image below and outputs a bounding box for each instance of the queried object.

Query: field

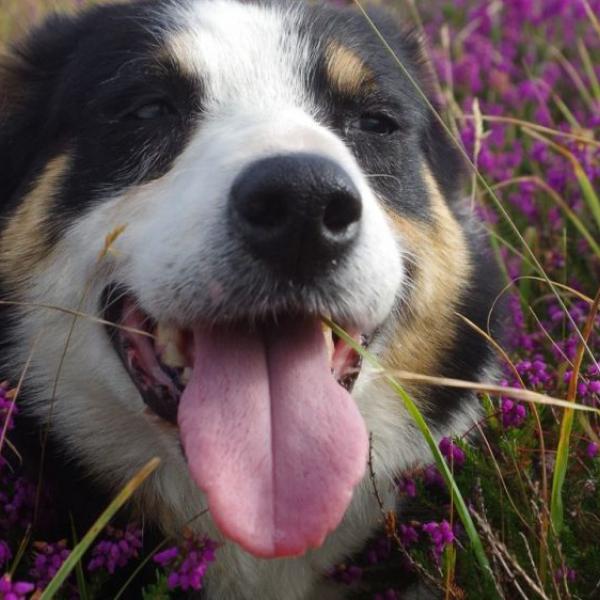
[1,0,599,598]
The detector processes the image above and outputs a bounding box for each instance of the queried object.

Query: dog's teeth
[181,367,192,385]
[156,324,186,368]
[163,342,187,368]
[156,323,173,344]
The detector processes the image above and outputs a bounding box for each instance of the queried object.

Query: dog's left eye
[128,101,172,120]
[352,113,400,135]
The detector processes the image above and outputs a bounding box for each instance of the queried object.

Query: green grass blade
[324,318,494,583]
[70,515,89,600]
[8,527,31,577]
[578,39,600,102]
[551,93,581,129]
[491,176,600,258]
[554,194,600,258]
[524,127,600,231]
[115,508,208,600]
[114,539,168,600]
[40,457,161,600]
[550,414,572,534]
[573,163,600,231]
[550,290,600,534]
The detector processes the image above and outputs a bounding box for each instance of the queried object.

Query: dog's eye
[128,101,172,120]
[353,113,399,135]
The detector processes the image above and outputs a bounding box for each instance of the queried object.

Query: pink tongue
[177,319,368,558]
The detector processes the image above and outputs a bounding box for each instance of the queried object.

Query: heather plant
[1,0,599,598]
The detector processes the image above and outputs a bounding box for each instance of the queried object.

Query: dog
[0,0,501,598]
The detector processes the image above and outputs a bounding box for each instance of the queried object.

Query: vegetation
[1,0,599,597]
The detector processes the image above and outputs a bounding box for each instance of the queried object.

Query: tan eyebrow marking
[325,40,375,96]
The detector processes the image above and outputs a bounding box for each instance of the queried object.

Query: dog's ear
[0,14,84,203]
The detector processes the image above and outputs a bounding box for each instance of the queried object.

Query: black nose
[229,153,362,279]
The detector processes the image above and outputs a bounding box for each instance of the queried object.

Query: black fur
[0,1,201,219]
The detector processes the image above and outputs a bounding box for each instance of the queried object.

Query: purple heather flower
[586,442,599,459]
[0,541,12,569]
[439,437,466,468]
[365,536,392,565]
[397,476,416,498]
[534,105,553,127]
[29,540,70,590]
[0,574,34,600]
[564,369,600,406]
[153,535,217,592]
[547,206,563,230]
[555,567,577,582]
[0,476,36,530]
[0,387,16,433]
[501,397,528,428]
[422,520,455,561]
[328,563,362,585]
[88,524,142,575]
[423,465,446,489]
[504,295,542,353]
[516,358,553,389]
[398,524,419,547]
[154,546,179,566]
[531,141,549,163]
[547,165,568,192]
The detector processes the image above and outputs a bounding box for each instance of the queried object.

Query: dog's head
[0,0,497,559]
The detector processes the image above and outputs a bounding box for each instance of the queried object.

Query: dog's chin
[102,284,375,558]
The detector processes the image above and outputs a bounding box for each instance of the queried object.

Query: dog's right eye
[352,112,400,135]
[127,101,173,121]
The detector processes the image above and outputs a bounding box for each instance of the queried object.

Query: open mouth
[103,286,371,559]
[103,287,368,426]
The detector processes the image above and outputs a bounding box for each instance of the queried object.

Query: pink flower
[0,574,34,600]
[153,534,217,592]
[88,524,142,574]
[586,442,599,459]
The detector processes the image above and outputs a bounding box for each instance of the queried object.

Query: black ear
[0,13,84,204]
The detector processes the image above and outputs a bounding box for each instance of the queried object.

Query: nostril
[239,190,288,229]
[322,191,362,234]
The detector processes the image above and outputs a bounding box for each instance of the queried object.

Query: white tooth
[181,367,192,385]
[163,341,186,368]
[156,324,186,368]
[322,323,335,363]
[156,323,173,346]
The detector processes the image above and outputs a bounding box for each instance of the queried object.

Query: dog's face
[0,0,495,564]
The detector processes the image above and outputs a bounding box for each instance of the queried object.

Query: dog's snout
[230,153,362,278]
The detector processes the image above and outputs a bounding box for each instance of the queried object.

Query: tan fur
[166,34,203,79]
[0,154,70,281]
[383,167,471,403]
[325,41,374,96]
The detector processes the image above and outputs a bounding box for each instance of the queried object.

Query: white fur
[6,2,483,599]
